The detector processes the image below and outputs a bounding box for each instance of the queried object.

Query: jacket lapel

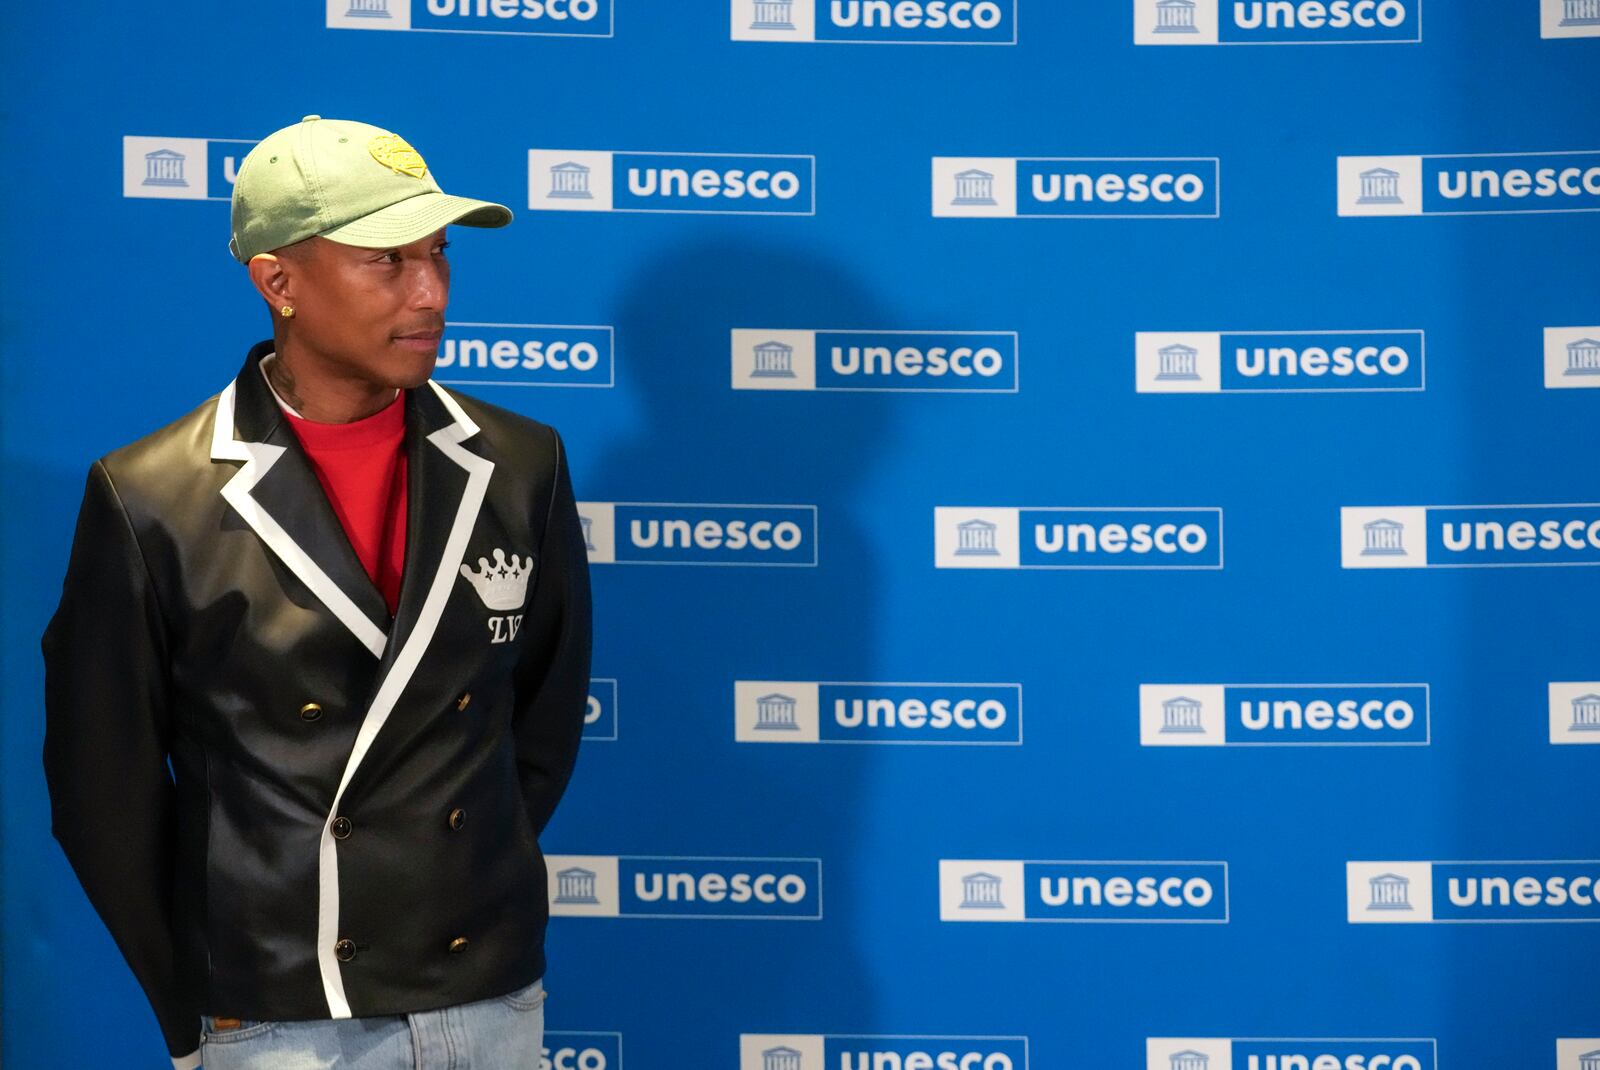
[209,342,496,673]
[210,342,392,656]
[365,372,494,687]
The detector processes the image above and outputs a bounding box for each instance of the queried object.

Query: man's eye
[375,251,401,264]
[434,242,450,255]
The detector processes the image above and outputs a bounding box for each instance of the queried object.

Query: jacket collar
[210,339,492,664]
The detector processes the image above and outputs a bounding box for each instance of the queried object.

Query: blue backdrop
[3,2,1598,1067]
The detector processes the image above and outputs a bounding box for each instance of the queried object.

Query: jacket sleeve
[510,427,594,840]
[40,460,202,1070]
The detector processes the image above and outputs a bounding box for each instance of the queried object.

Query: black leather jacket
[41,339,592,1067]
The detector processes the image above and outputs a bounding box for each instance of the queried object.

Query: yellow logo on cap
[368,134,428,179]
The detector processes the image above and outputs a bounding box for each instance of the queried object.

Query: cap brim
[318,191,513,249]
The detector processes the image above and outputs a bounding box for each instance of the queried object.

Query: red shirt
[281,393,408,616]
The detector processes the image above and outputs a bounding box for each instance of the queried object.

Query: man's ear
[247,253,293,309]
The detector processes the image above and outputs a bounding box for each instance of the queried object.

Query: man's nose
[410,260,449,309]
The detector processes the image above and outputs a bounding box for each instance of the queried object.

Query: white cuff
[172,1045,202,1070]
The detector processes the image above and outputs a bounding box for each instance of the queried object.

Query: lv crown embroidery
[459,547,533,611]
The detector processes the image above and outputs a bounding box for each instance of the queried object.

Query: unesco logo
[1337,151,1600,216]
[731,330,1019,392]
[939,860,1229,922]
[435,323,613,388]
[731,0,1017,43]
[1544,328,1600,389]
[584,678,618,741]
[547,855,822,919]
[1558,1040,1600,1069]
[122,135,256,201]
[740,1035,1029,1070]
[1548,683,1600,745]
[1135,331,1424,393]
[544,1033,623,1070]
[936,507,1223,569]
[1135,0,1420,44]
[529,150,815,215]
[735,681,1023,744]
[934,156,1220,218]
[1347,860,1600,923]
[1146,1038,1436,1070]
[1341,504,1600,568]
[577,503,817,566]
[1139,684,1430,747]
[326,0,613,36]
[1543,0,1600,37]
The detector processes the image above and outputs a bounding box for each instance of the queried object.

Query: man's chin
[400,359,437,390]
[389,340,440,386]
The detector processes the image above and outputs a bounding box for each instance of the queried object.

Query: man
[41,115,592,1069]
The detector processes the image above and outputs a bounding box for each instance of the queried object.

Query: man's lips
[393,328,443,347]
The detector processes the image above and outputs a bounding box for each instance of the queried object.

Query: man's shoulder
[95,390,224,497]
[431,382,565,468]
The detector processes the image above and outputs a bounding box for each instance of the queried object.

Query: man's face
[275,227,451,389]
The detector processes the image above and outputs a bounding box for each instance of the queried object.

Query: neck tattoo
[267,358,306,413]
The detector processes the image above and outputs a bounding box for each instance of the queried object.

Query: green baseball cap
[228,114,512,263]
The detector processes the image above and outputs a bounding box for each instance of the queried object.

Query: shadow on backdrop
[551,233,898,1042]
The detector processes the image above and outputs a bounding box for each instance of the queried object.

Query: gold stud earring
[280,305,295,318]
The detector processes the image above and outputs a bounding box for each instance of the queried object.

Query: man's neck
[261,346,401,424]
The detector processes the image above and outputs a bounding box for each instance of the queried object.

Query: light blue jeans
[197,977,545,1069]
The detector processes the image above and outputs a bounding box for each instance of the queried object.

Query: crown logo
[368,134,428,179]
[458,547,533,611]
